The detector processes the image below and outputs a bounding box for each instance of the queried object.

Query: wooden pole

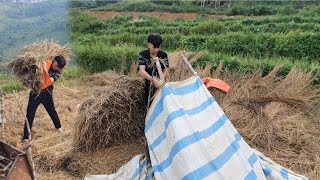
[181,53,197,76]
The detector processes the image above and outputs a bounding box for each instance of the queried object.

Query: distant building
[11,0,48,3]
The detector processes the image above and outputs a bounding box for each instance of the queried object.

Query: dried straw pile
[7,40,70,92]
[73,76,146,151]
[65,138,146,177]
[208,67,320,179]
[2,86,83,175]
[3,55,319,179]
[84,70,122,87]
[168,51,194,69]
[37,171,80,180]
[167,51,205,82]
[32,131,73,173]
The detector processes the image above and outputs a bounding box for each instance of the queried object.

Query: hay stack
[208,67,320,179]
[7,40,70,92]
[73,76,146,151]
[66,138,146,177]
[84,70,122,87]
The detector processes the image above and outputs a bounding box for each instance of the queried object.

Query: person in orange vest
[22,56,66,143]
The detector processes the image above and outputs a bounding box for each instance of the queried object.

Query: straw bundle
[167,51,205,82]
[73,76,146,151]
[208,67,320,179]
[168,51,192,69]
[7,40,70,92]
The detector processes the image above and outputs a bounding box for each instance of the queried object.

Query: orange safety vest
[202,77,230,93]
[39,59,53,91]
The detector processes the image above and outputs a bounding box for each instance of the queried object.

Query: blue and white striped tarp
[85,76,308,180]
[144,76,308,180]
[254,150,308,180]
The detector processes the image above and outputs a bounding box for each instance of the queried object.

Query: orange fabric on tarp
[39,59,53,91]
[202,77,230,93]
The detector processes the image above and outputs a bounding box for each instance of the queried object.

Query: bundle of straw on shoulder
[7,40,70,92]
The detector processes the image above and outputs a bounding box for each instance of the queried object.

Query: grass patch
[0,74,24,94]
[57,65,90,87]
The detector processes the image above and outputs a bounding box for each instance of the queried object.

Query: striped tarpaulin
[85,76,308,180]
[144,76,308,180]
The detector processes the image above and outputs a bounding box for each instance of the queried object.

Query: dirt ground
[2,86,88,179]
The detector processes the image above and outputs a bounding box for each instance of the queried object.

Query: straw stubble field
[2,52,320,179]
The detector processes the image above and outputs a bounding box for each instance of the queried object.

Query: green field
[1,1,320,93]
[70,2,320,84]
[0,1,69,62]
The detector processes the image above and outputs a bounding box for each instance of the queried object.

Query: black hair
[147,33,163,48]
[54,56,66,69]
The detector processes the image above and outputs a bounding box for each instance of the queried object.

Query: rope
[146,66,156,111]
[148,57,168,69]
[145,56,167,107]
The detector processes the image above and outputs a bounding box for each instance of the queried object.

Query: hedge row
[74,31,320,60]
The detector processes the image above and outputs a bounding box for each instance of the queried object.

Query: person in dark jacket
[138,33,169,107]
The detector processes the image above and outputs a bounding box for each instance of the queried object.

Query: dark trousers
[144,81,155,107]
[23,86,61,139]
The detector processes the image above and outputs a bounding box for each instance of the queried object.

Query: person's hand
[49,71,60,82]
[52,73,60,81]
[152,78,162,88]
[50,77,55,83]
